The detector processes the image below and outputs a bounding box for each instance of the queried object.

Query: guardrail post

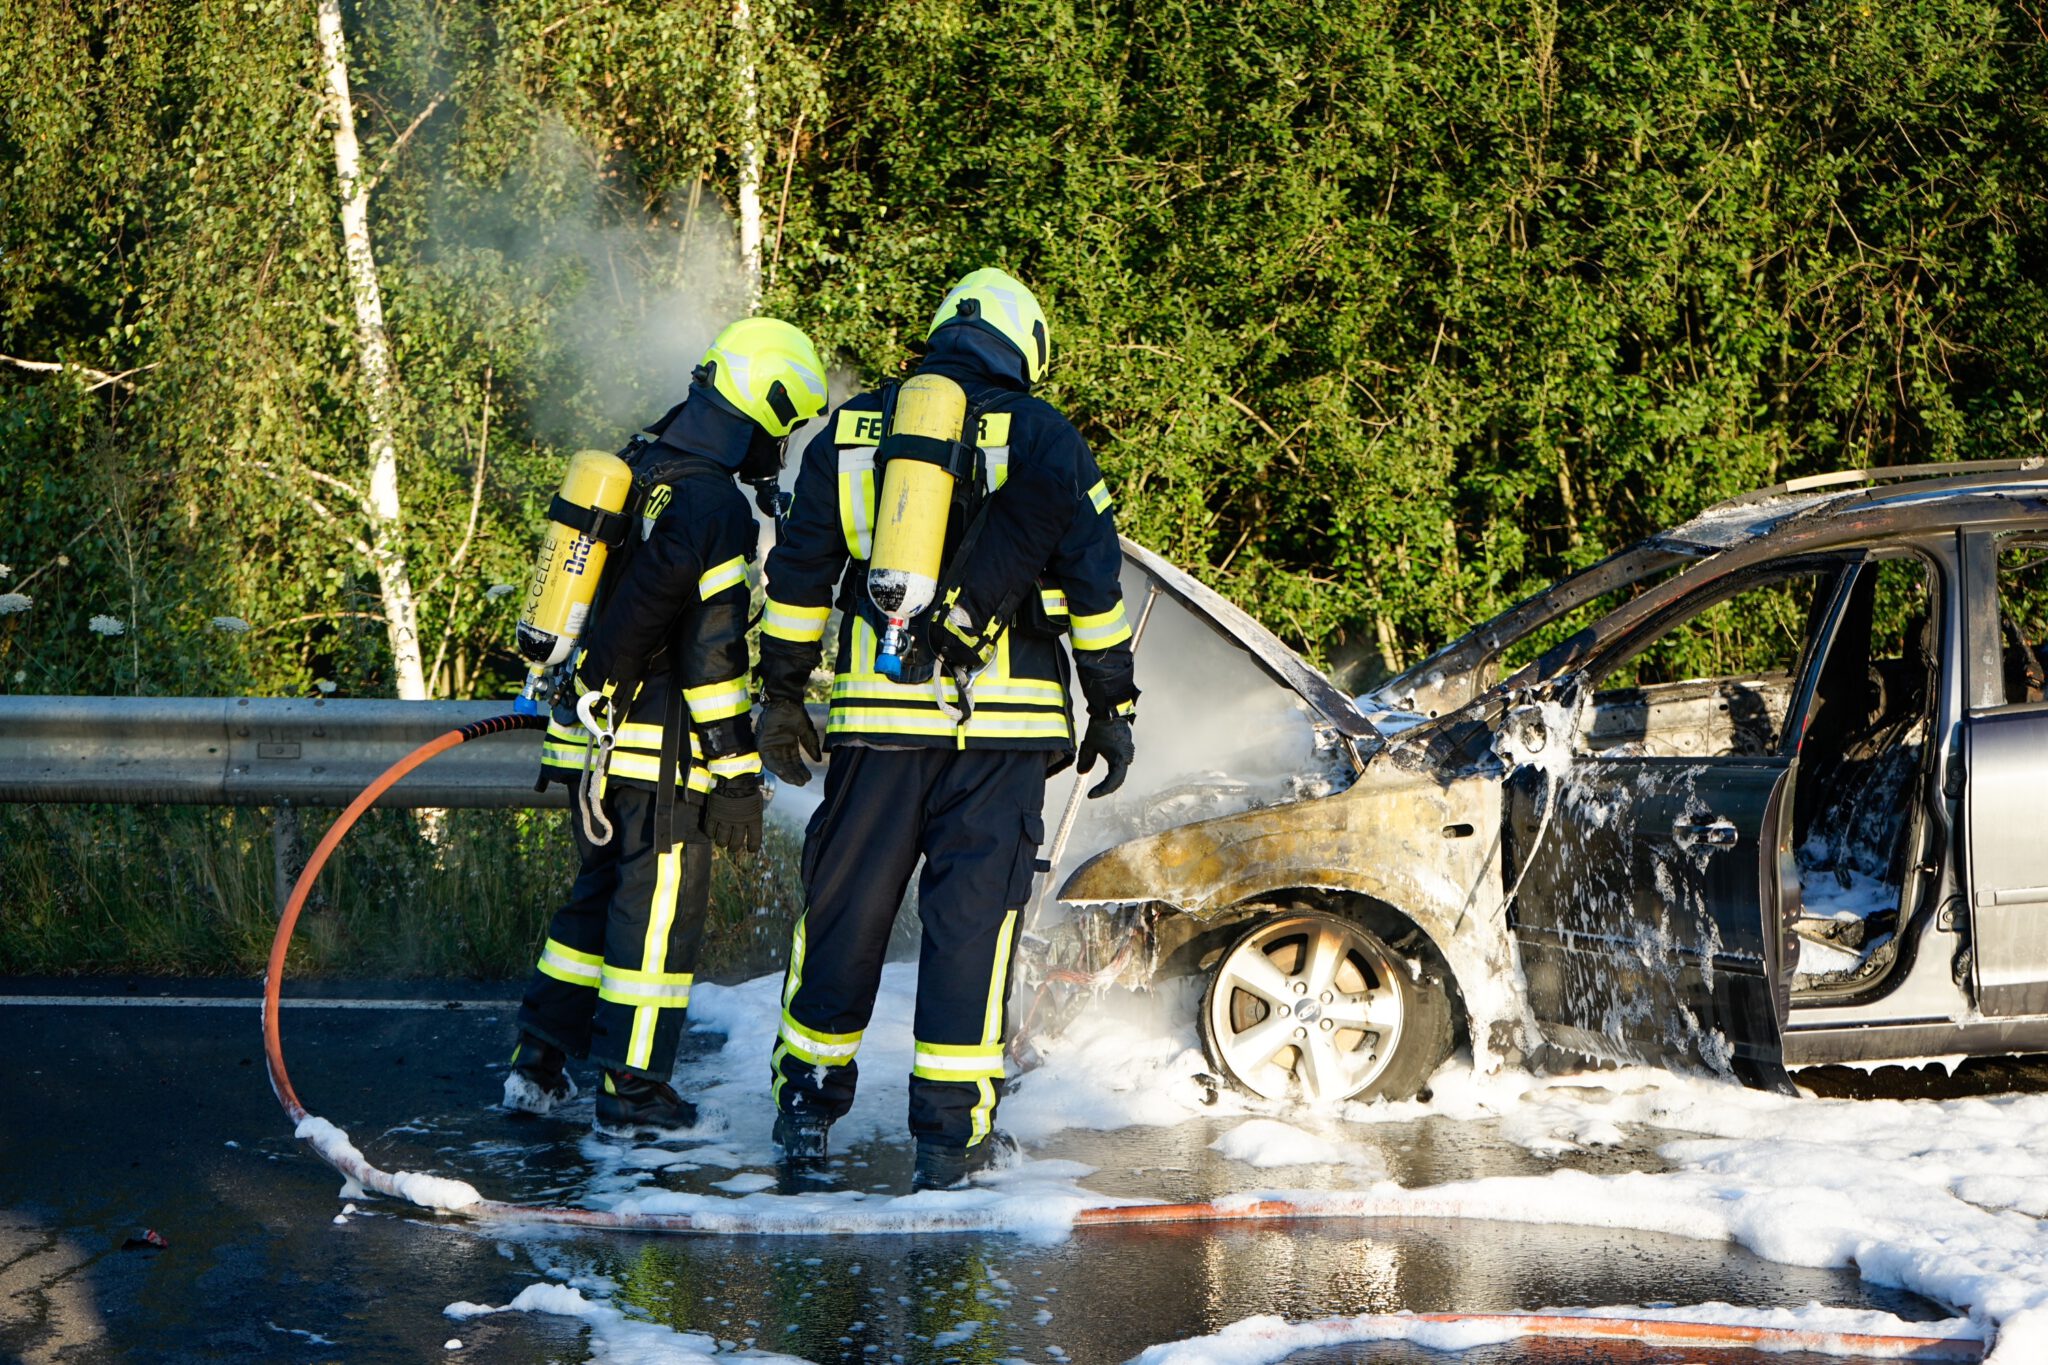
[271,804,307,921]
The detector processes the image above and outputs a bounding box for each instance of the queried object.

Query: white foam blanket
[409,966,2048,1361]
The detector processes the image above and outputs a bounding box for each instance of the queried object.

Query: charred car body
[1044,462,2048,1101]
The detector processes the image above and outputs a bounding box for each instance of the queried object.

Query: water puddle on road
[0,984,1989,1364]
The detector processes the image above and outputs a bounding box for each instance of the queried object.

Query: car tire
[1198,909,1453,1105]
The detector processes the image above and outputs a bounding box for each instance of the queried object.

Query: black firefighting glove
[703,774,763,853]
[1077,712,1136,798]
[758,698,823,787]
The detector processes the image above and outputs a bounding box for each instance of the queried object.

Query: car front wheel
[1198,910,1452,1104]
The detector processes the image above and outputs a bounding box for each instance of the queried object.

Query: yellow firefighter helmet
[927,267,1050,385]
[699,317,829,438]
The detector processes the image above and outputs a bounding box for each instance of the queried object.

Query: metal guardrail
[0,696,565,808]
[0,696,834,809]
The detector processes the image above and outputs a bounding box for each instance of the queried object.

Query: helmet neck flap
[656,376,762,473]
[921,322,1031,392]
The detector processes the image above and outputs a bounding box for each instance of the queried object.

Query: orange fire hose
[264,722,492,1126]
[1200,1311,1983,1360]
[261,719,1988,1360]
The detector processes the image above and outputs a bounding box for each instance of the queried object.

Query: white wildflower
[314,679,338,694]
[88,614,126,636]
[10,669,23,684]
[0,564,11,578]
[484,583,516,600]
[0,593,29,615]
[210,616,251,634]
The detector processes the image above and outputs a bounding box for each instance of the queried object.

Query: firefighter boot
[911,1132,1018,1192]
[502,1034,577,1116]
[773,1112,832,1165]
[772,1112,833,1193]
[594,1070,699,1137]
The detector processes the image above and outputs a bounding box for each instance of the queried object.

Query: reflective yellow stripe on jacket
[697,555,749,599]
[838,446,876,560]
[683,678,750,723]
[1070,601,1132,651]
[762,598,830,643]
[541,717,760,793]
[822,618,1071,747]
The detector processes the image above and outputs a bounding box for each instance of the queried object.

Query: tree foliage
[3,0,2045,698]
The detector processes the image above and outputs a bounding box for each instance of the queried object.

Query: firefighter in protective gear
[506,317,829,1137]
[757,268,1138,1188]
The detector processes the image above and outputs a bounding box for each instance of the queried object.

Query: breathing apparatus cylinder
[867,374,970,680]
[514,448,636,710]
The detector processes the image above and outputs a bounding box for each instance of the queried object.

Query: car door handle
[1674,817,1739,847]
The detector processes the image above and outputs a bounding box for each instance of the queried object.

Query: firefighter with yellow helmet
[757,269,1139,1189]
[504,317,828,1136]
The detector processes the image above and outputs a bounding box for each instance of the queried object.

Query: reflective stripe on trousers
[517,784,712,1079]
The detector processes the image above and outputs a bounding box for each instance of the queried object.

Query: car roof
[1374,460,2048,717]
[1656,460,2048,552]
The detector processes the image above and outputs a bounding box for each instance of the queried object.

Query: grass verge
[0,803,803,981]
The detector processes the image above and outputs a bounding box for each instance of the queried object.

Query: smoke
[421,113,862,530]
[1040,562,1345,913]
[425,116,751,447]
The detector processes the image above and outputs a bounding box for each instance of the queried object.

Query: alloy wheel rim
[1207,915,1407,1103]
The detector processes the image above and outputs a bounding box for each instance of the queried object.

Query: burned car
[1040,461,2048,1102]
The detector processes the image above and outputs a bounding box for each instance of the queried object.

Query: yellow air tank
[515,448,636,704]
[868,374,970,679]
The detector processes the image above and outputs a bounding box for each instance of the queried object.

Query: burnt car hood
[1032,541,1380,893]
[1117,538,1380,747]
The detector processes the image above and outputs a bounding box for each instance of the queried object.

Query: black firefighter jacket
[758,347,1138,752]
[541,453,760,794]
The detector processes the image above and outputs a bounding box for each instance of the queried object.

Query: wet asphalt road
[0,980,1960,1364]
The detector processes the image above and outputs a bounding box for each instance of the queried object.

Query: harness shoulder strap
[583,420,700,649]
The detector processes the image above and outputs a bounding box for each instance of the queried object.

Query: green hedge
[3,0,2043,698]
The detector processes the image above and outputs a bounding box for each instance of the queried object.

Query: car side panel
[1058,764,1541,1069]
[1965,705,2048,1015]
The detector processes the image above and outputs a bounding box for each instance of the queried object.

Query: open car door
[1506,748,1795,1088]
[1503,558,1855,1092]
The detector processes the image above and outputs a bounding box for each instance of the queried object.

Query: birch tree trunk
[732,0,765,309]
[315,0,430,702]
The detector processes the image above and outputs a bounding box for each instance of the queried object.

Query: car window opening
[1992,536,2048,705]
[1495,558,1694,680]
[1574,567,1832,761]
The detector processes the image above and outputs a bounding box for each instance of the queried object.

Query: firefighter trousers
[519,782,711,1080]
[772,745,1047,1150]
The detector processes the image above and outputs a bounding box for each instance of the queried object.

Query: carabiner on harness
[575,690,619,846]
[933,661,984,726]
